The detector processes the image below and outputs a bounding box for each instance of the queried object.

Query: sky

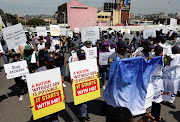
[0,0,179,16]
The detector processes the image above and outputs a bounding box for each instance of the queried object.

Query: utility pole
[166,0,173,25]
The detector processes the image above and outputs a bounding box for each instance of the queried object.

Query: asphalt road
[0,53,180,122]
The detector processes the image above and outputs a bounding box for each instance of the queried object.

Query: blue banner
[103,56,163,116]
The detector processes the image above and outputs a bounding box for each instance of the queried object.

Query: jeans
[99,66,108,86]
[76,103,87,117]
[3,55,9,64]
[14,77,26,97]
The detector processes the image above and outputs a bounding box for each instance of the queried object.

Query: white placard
[36,27,47,36]
[121,28,130,34]
[74,28,79,33]
[50,25,60,36]
[0,15,5,28]
[81,26,100,42]
[0,43,3,53]
[66,30,73,38]
[162,26,168,34]
[2,23,27,50]
[132,47,144,57]
[170,18,177,31]
[72,52,79,62]
[143,29,156,39]
[14,43,27,53]
[85,47,97,59]
[123,33,134,41]
[99,52,114,65]
[4,60,29,79]
[60,28,66,36]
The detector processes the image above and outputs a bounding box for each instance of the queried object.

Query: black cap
[172,46,180,54]
[117,40,131,49]
[143,39,154,49]
[44,53,56,62]
[154,45,163,51]
[77,49,85,57]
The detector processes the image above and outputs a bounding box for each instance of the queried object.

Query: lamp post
[62,11,66,24]
[166,0,173,25]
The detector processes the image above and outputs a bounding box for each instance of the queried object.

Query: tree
[27,18,46,26]
[0,8,18,25]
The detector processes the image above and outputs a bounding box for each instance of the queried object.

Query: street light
[166,0,173,25]
[62,11,66,24]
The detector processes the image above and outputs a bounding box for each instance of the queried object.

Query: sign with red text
[4,60,29,79]
[69,58,101,105]
[26,68,65,120]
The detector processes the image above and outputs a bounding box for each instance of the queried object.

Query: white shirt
[37,43,45,51]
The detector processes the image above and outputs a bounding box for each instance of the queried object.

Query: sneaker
[167,102,176,109]
[85,114,91,121]
[63,83,66,88]
[19,95,23,101]
[103,85,106,90]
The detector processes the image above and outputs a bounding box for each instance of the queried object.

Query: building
[97,10,112,26]
[56,0,97,31]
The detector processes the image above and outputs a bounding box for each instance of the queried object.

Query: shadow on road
[169,111,180,122]
[0,94,8,102]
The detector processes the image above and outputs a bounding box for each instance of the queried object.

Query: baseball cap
[117,40,131,49]
[143,39,154,49]
[102,42,109,46]
[154,45,163,51]
[25,45,31,50]
[85,40,92,44]
[11,52,20,58]
[172,46,180,54]
[77,49,85,57]
[44,53,56,62]
[73,44,80,49]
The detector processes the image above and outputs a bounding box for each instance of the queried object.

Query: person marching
[98,42,110,90]
[11,52,26,101]
[71,49,90,122]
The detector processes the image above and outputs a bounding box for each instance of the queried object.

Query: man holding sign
[27,53,65,121]
[4,52,28,101]
[69,49,100,122]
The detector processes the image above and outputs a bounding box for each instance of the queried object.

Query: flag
[103,56,163,116]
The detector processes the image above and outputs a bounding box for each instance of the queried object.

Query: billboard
[115,0,131,10]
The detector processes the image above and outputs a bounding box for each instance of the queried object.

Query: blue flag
[103,56,163,116]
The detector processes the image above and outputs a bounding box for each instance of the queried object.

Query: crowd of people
[0,28,180,122]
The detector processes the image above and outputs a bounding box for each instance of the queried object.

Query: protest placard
[143,29,156,39]
[85,47,97,59]
[4,60,29,79]
[2,23,27,50]
[0,43,3,53]
[50,25,60,36]
[69,58,101,105]
[66,30,73,38]
[99,52,114,65]
[72,52,79,62]
[132,47,144,57]
[36,27,47,36]
[123,33,134,41]
[14,43,27,54]
[162,26,168,34]
[74,28,79,33]
[81,26,100,42]
[60,28,66,36]
[26,68,65,120]
[170,18,177,31]
[121,28,130,34]
[0,15,5,28]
